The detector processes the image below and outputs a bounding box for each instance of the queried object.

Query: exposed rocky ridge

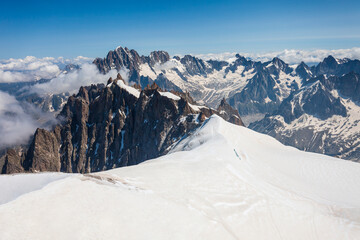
[311,55,360,77]
[93,48,293,118]
[250,72,360,161]
[92,46,360,161]
[1,75,243,174]
[93,46,360,122]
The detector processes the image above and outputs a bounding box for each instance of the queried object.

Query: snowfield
[1,115,360,239]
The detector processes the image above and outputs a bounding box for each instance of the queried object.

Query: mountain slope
[1,75,243,174]
[1,115,359,239]
[250,72,360,161]
[94,48,305,122]
[93,47,360,126]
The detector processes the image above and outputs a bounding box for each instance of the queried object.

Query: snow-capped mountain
[0,74,243,174]
[1,46,359,163]
[94,47,360,123]
[94,47,305,123]
[94,47,360,161]
[1,115,360,239]
[250,72,360,161]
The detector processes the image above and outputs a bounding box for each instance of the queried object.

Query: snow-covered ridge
[1,115,359,239]
[158,91,180,101]
[114,79,140,98]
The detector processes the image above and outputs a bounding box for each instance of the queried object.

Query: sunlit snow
[0,115,359,239]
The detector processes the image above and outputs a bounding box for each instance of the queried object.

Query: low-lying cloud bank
[29,63,124,95]
[0,61,124,150]
[0,91,58,149]
[0,56,92,83]
[195,47,360,64]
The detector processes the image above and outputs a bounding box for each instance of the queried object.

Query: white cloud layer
[30,63,125,95]
[0,56,92,83]
[194,47,360,64]
[0,91,57,149]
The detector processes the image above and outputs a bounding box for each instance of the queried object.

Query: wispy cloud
[0,91,57,149]
[0,56,92,83]
[194,47,360,64]
[29,63,125,95]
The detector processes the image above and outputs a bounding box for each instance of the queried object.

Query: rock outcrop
[1,75,243,174]
[250,72,360,161]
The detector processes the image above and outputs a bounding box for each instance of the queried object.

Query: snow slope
[139,58,258,107]
[1,115,360,239]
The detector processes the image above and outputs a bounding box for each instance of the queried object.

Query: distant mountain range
[94,47,360,161]
[1,46,359,170]
[0,74,243,174]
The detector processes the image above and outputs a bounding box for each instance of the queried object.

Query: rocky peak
[180,55,209,76]
[148,51,170,66]
[1,81,244,174]
[64,64,80,72]
[235,54,247,61]
[323,55,338,66]
[275,80,347,123]
[312,56,360,77]
[272,57,285,68]
[225,54,253,74]
[116,73,123,80]
[93,47,139,74]
[206,60,229,71]
[266,57,293,75]
[144,82,160,91]
[217,98,244,126]
[296,61,312,81]
[107,77,113,85]
[314,55,339,76]
[334,72,360,102]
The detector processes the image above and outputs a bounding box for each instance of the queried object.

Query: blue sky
[1,0,359,59]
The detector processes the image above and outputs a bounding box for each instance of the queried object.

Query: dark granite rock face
[295,62,313,81]
[312,55,360,77]
[207,60,229,71]
[146,51,170,66]
[265,57,293,75]
[93,48,298,118]
[73,50,360,122]
[224,54,260,75]
[92,48,360,162]
[250,72,360,162]
[94,47,218,87]
[301,83,346,120]
[335,72,360,102]
[228,69,280,116]
[275,81,347,123]
[313,55,339,76]
[217,98,244,126]
[1,77,243,174]
[180,55,210,76]
[25,128,62,172]
[1,149,25,174]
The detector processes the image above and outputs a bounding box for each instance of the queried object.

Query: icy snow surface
[115,80,140,98]
[1,115,360,239]
[158,91,181,101]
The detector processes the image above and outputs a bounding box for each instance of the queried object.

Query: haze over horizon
[1,0,360,59]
